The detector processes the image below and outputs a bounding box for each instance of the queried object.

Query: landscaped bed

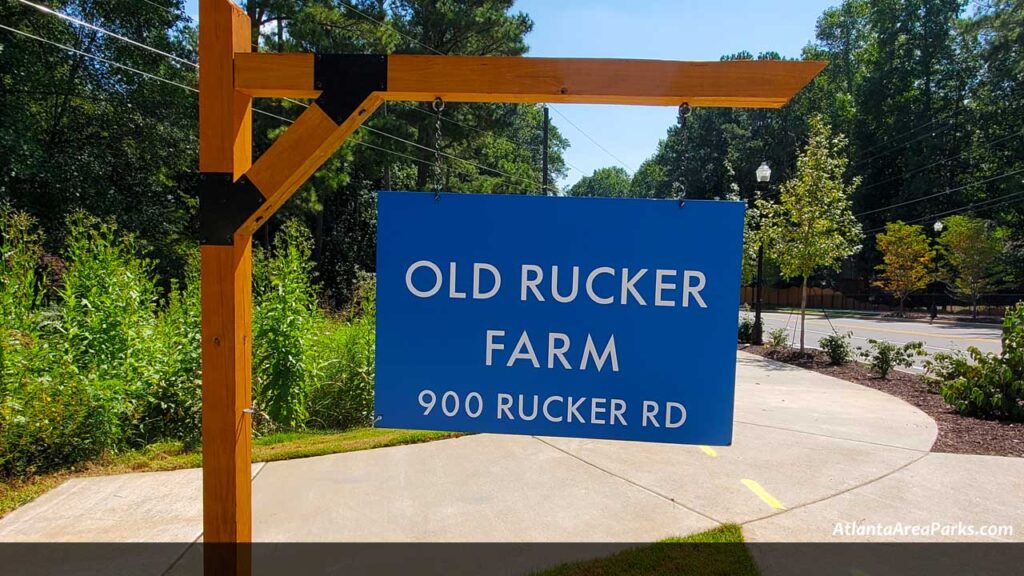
[740,344,1024,458]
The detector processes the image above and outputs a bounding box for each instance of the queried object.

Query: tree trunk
[800,276,808,352]
[899,295,905,316]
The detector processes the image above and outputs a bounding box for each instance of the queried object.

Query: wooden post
[199,1,252,574]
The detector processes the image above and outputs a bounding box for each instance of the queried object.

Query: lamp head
[756,161,771,183]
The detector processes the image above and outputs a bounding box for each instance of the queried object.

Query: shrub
[818,331,854,365]
[306,276,376,430]
[738,314,754,344]
[858,339,925,378]
[253,220,319,429]
[142,257,202,448]
[926,303,1024,420]
[766,327,788,349]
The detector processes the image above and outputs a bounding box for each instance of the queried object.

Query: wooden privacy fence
[740,286,1022,316]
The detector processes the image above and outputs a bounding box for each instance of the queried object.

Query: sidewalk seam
[531,436,724,526]
[740,451,932,528]
[734,420,931,454]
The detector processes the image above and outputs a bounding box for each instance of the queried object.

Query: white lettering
[682,271,707,308]
[485,330,505,366]
[655,269,676,307]
[507,331,540,368]
[547,332,571,369]
[580,334,619,372]
[521,264,544,302]
[642,401,660,427]
[586,267,615,305]
[497,393,514,420]
[473,263,501,299]
[621,268,648,305]
[405,260,442,298]
[551,265,579,303]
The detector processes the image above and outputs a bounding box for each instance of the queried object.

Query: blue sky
[186,0,835,187]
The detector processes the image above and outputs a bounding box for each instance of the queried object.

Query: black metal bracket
[313,54,388,124]
[199,173,266,245]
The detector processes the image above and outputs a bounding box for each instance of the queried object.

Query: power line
[852,121,953,167]
[859,129,1023,192]
[16,0,195,68]
[548,105,634,172]
[0,24,197,93]
[138,0,192,20]
[1,24,517,189]
[335,0,443,55]
[854,112,951,158]
[8,11,539,190]
[855,166,1024,218]
[865,190,1024,234]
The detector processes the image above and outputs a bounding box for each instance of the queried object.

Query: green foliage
[0,207,378,478]
[758,116,862,349]
[737,314,754,344]
[253,220,319,430]
[858,339,925,379]
[766,327,789,349]
[925,303,1024,421]
[873,222,935,314]
[937,216,1004,318]
[818,331,855,365]
[568,166,632,198]
[306,276,377,430]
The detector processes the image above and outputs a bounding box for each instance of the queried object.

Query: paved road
[3,352,1022,576]
[757,311,1003,368]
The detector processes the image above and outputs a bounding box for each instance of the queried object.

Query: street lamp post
[752,161,771,345]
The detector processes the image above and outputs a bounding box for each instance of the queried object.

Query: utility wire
[8,11,539,190]
[139,0,192,20]
[865,190,1024,234]
[852,121,953,167]
[16,0,195,68]
[0,24,197,93]
[859,129,1023,192]
[548,105,633,173]
[854,166,1024,217]
[0,24,483,183]
[854,112,951,158]
[336,0,442,55]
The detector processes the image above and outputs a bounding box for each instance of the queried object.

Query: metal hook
[678,102,692,126]
[432,96,445,113]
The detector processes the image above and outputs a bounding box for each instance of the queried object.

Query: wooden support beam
[386,55,825,107]
[199,2,252,575]
[241,95,383,235]
[234,53,319,99]
[233,53,826,108]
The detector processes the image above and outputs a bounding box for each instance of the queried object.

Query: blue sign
[375,192,745,445]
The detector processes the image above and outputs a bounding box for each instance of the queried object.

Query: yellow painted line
[741,479,785,510]
[700,446,717,458]
[824,321,1001,344]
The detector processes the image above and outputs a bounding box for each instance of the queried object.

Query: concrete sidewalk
[2,352,1022,570]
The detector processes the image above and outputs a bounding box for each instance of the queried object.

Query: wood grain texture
[234,53,319,98]
[199,0,251,175]
[386,55,826,108]
[199,2,253,575]
[242,96,382,234]
[199,242,253,564]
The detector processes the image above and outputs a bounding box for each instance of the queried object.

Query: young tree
[938,215,1004,319]
[873,221,935,315]
[760,115,863,351]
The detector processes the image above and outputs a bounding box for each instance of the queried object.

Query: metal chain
[676,102,691,207]
[432,97,445,201]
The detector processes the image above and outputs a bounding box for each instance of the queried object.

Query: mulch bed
[740,344,1024,458]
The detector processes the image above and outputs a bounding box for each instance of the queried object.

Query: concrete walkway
[2,352,1022,571]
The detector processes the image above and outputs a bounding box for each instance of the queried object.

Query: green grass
[533,524,758,576]
[0,428,459,519]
